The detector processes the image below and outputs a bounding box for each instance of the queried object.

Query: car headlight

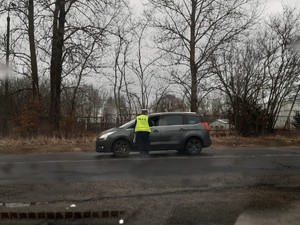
[99,131,115,140]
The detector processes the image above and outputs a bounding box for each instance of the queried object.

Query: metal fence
[0,114,298,137]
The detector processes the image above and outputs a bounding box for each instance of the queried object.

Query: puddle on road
[0,202,47,208]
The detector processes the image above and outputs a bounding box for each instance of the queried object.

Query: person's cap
[141,109,148,114]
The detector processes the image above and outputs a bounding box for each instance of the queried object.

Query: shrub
[292,111,300,129]
[228,96,271,136]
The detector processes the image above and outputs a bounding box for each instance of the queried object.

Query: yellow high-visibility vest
[135,115,151,132]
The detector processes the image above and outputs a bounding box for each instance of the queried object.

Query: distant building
[210,119,230,130]
[209,119,232,136]
[275,100,300,129]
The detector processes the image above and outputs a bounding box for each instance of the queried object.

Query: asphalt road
[0,147,300,225]
[0,147,300,184]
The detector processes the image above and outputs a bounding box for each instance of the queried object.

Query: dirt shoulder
[0,134,299,154]
[212,134,300,148]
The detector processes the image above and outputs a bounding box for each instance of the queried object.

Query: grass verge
[212,133,300,148]
[0,136,95,154]
[0,133,299,154]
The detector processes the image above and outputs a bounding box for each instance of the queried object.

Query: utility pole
[5,6,11,98]
[3,2,16,136]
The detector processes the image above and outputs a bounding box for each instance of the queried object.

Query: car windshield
[119,119,135,129]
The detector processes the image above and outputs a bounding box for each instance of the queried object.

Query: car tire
[176,149,187,155]
[112,139,131,157]
[185,137,202,155]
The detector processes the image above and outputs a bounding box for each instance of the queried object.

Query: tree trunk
[49,0,66,134]
[28,0,39,98]
[190,0,198,112]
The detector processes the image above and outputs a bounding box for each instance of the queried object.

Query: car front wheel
[112,139,131,157]
[185,137,202,155]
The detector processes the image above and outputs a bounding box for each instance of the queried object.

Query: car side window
[159,115,183,126]
[149,116,160,127]
[184,115,204,124]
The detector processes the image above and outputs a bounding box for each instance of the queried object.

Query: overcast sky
[264,0,300,14]
[130,0,300,16]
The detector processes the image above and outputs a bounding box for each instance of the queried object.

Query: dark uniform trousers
[136,131,150,154]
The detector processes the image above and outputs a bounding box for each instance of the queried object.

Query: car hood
[99,127,119,136]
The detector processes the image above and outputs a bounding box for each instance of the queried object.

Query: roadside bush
[292,111,300,129]
[14,99,42,137]
[228,96,271,136]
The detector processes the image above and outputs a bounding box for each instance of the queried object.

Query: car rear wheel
[176,149,187,155]
[112,139,131,157]
[185,137,202,155]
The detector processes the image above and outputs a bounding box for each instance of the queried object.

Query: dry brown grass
[0,136,95,154]
[212,133,300,148]
[0,132,299,154]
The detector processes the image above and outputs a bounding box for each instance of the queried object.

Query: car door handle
[153,130,159,132]
[179,128,185,131]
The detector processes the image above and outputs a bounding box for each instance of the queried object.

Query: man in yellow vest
[134,109,151,156]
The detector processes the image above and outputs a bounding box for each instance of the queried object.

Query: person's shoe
[140,152,150,158]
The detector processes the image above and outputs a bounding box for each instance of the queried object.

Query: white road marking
[0,154,299,165]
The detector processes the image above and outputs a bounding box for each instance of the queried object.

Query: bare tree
[61,38,98,117]
[49,0,69,133]
[129,17,163,110]
[111,7,132,124]
[259,6,300,130]
[147,0,261,112]
[0,0,41,135]
[28,0,39,98]
[113,35,132,123]
[47,0,130,133]
[0,0,41,99]
[152,94,188,112]
[211,41,267,135]
[210,6,300,134]
[0,0,126,135]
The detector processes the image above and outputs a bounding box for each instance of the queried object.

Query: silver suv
[96,112,212,157]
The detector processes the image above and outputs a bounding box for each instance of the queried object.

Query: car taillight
[200,122,209,132]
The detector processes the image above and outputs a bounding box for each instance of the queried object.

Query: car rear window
[184,115,204,124]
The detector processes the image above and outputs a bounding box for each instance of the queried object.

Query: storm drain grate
[0,211,126,220]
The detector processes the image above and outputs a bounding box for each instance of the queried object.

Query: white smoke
[0,65,15,81]
[0,64,7,80]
